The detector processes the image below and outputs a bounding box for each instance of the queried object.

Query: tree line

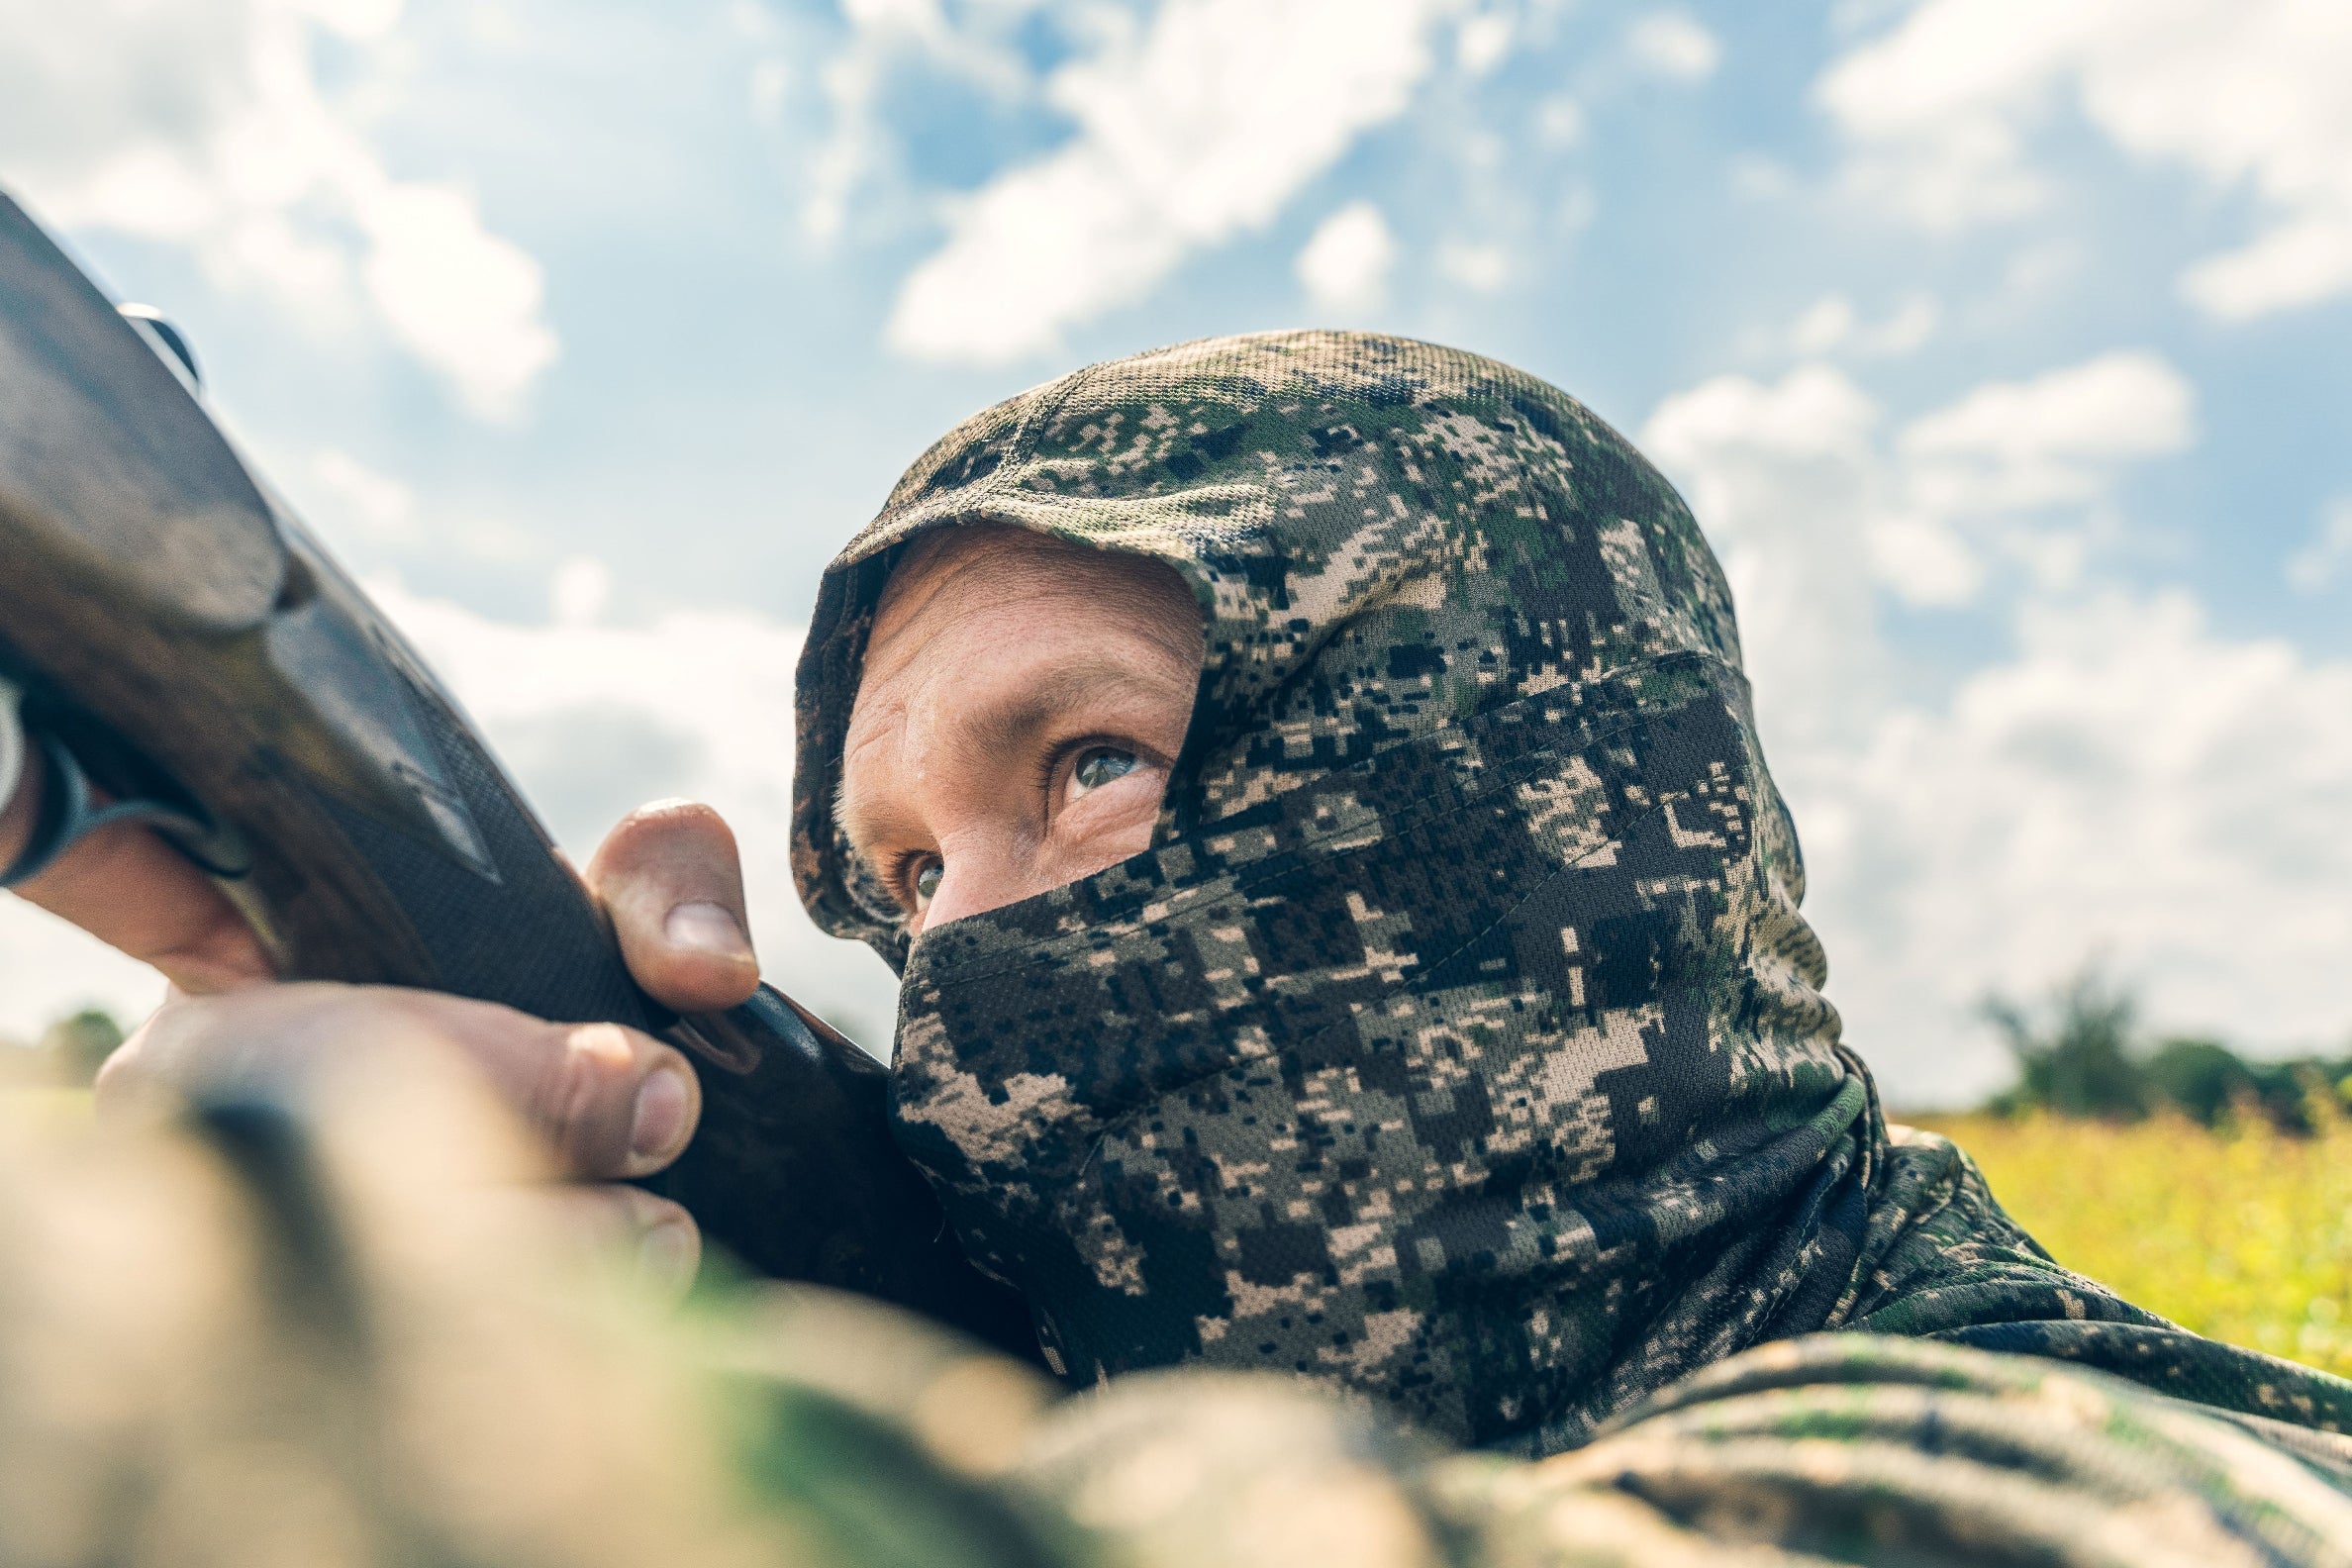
[1980,971,2352,1131]
[0,1007,125,1089]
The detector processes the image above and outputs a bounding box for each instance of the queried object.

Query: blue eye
[914,861,943,905]
[1072,747,1138,795]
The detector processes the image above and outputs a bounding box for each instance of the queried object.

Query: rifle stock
[0,192,1033,1357]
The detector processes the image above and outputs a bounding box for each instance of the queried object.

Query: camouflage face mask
[791,333,2340,1454]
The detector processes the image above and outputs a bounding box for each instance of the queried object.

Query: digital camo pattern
[994,1332,2352,1568]
[741,1303,2352,1567]
[789,331,2352,1454]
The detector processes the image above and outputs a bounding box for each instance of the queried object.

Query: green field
[1913,1110,2352,1379]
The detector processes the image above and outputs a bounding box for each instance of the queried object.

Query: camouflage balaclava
[789,333,2312,1455]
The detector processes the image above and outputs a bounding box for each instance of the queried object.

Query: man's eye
[913,861,943,907]
[1070,747,1138,797]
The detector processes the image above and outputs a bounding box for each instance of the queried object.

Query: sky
[1,0,2347,1105]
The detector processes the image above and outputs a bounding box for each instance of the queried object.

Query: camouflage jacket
[744,1288,2352,1568]
[790,331,2352,1454]
[8,1082,2349,1568]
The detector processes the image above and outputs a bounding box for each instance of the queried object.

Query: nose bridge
[924,821,1044,931]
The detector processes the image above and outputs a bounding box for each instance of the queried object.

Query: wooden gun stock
[0,191,1032,1357]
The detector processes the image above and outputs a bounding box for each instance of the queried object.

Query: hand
[100,980,711,1288]
[7,769,763,1293]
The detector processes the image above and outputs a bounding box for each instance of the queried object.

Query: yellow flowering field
[1911,1110,2352,1378]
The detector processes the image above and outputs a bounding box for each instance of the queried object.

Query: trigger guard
[0,698,235,887]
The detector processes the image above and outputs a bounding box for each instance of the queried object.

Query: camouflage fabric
[12,1076,2352,1567]
[0,1068,804,1567]
[790,331,2352,1453]
[742,1298,2352,1568]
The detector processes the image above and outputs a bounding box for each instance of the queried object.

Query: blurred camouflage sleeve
[8,1076,2351,1568]
[735,1290,2352,1568]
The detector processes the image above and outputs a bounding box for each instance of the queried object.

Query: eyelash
[891,735,1155,914]
[891,848,940,908]
[1032,735,1143,799]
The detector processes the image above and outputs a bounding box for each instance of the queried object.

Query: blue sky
[3,0,2348,1104]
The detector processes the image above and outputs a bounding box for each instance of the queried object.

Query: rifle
[0,190,1033,1356]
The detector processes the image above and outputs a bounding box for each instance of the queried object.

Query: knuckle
[622,1187,695,1234]
[535,1025,636,1167]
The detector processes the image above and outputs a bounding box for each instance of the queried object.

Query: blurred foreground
[6,1073,2351,1565]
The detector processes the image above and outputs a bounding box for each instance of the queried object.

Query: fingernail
[638,1219,699,1293]
[630,1066,691,1164]
[663,901,752,964]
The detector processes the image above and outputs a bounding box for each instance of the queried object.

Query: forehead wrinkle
[970,658,1186,753]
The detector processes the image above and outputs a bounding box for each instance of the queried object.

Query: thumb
[585,801,760,1015]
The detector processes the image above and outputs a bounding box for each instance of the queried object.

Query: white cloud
[1897,350,2196,515]
[2288,497,2352,593]
[1641,351,2351,1105]
[1816,0,2352,319]
[0,0,557,419]
[546,557,615,626]
[354,182,557,422]
[1778,291,1940,359]
[308,447,415,538]
[280,443,539,566]
[1624,10,1721,82]
[748,58,792,127]
[1787,295,1859,357]
[1869,294,1941,356]
[1642,363,1895,749]
[884,0,1455,365]
[0,568,903,1051]
[1818,592,2352,1104]
[1455,10,1516,76]
[1865,513,1983,609]
[800,0,999,244]
[2185,216,2352,323]
[1435,239,1511,293]
[1534,94,1586,148]
[1900,352,2194,461]
[1295,201,1397,313]
[1645,349,2194,632]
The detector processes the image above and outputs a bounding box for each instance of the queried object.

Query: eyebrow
[834,653,1195,856]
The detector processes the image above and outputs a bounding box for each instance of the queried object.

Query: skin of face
[838,525,1204,934]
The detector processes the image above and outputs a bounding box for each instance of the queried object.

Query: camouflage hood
[790,333,2201,1454]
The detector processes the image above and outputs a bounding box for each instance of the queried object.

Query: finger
[3,748,271,993]
[520,1184,703,1300]
[516,1020,704,1181]
[585,800,759,1014]
[100,985,702,1182]
[14,816,273,993]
